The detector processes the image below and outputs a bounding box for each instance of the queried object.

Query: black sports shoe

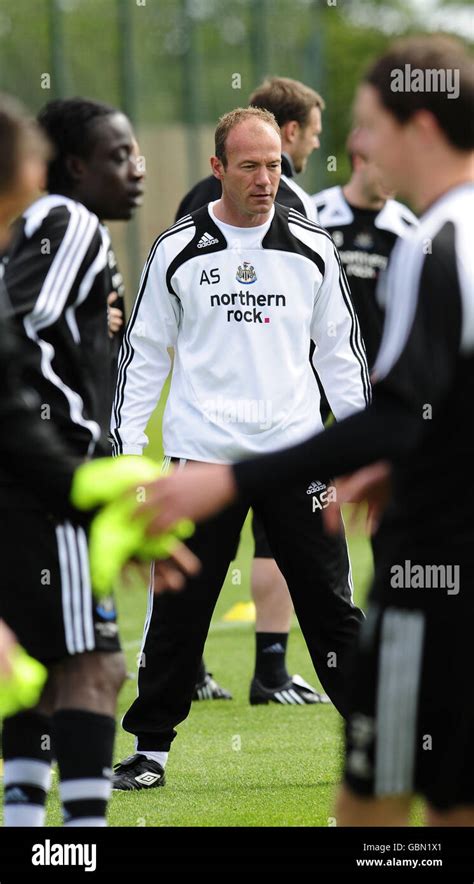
[249,673,332,705]
[192,671,232,701]
[112,754,166,791]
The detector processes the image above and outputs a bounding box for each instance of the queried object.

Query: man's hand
[107,291,124,338]
[323,461,392,536]
[122,543,201,594]
[153,543,202,594]
[137,463,238,535]
[0,619,17,679]
[71,455,196,596]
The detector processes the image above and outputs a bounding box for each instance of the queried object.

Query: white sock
[141,750,168,768]
[4,804,47,827]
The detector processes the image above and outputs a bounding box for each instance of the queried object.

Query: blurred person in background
[313,137,417,369]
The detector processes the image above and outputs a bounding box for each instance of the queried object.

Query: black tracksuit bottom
[123,471,364,751]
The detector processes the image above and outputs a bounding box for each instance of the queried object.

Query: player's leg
[0,507,59,826]
[1,658,66,826]
[335,785,411,826]
[51,647,126,827]
[250,512,322,704]
[54,650,125,717]
[251,511,292,685]
[340,600,432,828]
[2,703,54,827]
[256,477,364,715]
[251,557,292,687]
[419,604,474,828]
[341,582,474,829]
[340,599,474,828]
[252,512,293,635]
[50,520,125,826]
[113,498,248,790]
[194,514,238,702]
[1,511,125,827]
[163,458,231,704]
[252,561,292,634]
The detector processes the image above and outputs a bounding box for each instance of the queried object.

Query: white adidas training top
[111,202,370,463]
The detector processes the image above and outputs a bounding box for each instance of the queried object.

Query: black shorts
[0,507,121,665]
[343,601,474,811]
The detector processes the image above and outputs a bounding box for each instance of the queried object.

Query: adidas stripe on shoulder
[288,208,327,233]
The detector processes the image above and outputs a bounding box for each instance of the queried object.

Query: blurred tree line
[1,0,471,191]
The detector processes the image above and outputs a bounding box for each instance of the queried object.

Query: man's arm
[5,202,108,457]
[110,242,180,455]
[310,233,371,419]
[233,395,414,499]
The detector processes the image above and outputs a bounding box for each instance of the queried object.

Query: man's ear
[410,109,441,148]
[65,154,87,183]
[280,120,299,145]
[210,155,225,180]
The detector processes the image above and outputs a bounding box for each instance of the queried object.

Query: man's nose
[254,166,271,186]
[130,156,145,180]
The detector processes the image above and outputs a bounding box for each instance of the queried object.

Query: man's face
[291,106,322,173]
[71,112,144,221]
[358,156,395,202]
[214,121,282,218]
[352,85,413,199]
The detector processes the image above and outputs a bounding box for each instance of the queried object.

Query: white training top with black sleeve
[111,201,370,463]
[3,194,112,460]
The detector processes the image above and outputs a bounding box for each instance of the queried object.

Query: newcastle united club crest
[236,261,257,284]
